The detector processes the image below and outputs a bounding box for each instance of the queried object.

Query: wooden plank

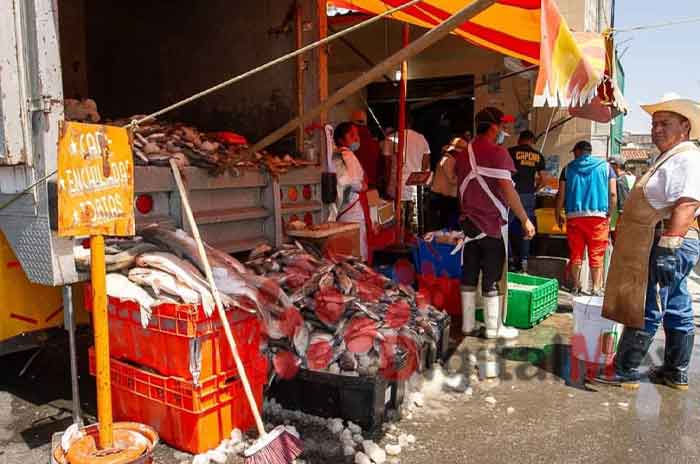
[279,166,321,185]
[208,236,270,254]
[281,201,322,215]
[193,207,270,225]
[286,222,359,239]
[134,166,267,193]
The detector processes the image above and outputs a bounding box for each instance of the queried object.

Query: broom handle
[170,160,267,436]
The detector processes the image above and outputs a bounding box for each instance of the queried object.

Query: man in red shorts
[555,141,617,295]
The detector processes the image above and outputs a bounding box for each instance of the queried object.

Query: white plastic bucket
[572,296,622,365]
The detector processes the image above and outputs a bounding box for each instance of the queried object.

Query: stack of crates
[86,288,266,454]
[413,238,462,316]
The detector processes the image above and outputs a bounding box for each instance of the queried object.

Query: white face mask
[496,130,507,145]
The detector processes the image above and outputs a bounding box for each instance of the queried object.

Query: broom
[170,161,302,463]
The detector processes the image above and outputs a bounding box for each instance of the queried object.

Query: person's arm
[608,177,618,218]
[422,153,430,171]
[653,198,700,287]
[665,198,700,237]
[339,150,366,192]
[498,179,536,239]
[555,180,566,228]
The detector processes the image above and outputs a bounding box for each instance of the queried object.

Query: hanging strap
[453,142,513,264]
[458,143,512,222]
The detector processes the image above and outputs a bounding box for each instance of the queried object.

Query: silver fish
[292,322,311,355]
[74,243,160,272]
[128,267,201,305]
[106,273,155,327]
[135,252,216,316]
[334,269,354,295]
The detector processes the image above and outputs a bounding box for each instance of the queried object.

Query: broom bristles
[244,426,303,464]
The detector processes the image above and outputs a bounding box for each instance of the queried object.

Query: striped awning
[329,0,626,115]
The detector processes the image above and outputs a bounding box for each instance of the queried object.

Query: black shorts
[461,217,505,295]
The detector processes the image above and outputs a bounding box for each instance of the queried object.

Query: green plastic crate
[475,272,559,329]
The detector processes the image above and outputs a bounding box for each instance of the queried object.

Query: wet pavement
[1,274,699,464]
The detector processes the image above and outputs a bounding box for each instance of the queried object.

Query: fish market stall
[75,224,449,450]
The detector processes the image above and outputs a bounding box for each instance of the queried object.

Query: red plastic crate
[417,274,462,316]
[88,347,267,454]
[85,286,261,381]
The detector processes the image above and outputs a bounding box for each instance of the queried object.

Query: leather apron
[602,143,694,328]
[453,143,512,319]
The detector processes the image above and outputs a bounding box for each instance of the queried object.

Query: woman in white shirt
[333,122,369,260]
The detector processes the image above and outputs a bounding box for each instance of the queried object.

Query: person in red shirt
[454,107,535,339]
[350,110,383,190]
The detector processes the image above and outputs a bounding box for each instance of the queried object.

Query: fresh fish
[334,269,354,295]
[318,272,335,291]
[127,267,201,304]
[292,322,310,355]
[74,243,160,272]
[339,351,358,371]
[135,252,216,316]
[106,273,154,327]
[249,243,273,260]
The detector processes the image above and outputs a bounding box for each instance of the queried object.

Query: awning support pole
[395,23,409,243]
[247,0,499,155]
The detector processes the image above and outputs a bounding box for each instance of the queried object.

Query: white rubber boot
[484,295,518,340]
[460,289,477,334]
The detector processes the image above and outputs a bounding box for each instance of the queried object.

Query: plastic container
[413,238,462,278]
[85,287,261,383]
[476,273,559,329]
[88,348,267,454]
[572,296,622,366]
[416,274,461,316]
[268,369,404,435]
[535,208,566,235]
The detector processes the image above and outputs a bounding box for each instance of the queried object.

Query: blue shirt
[559,156,613,217]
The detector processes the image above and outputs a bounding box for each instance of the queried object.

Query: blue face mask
[349,141,361,152]
[496,130,507,145]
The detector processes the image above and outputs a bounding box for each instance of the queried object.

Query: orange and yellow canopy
[329,0,625,116]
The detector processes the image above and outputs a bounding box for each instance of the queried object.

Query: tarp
[329,0,626,116]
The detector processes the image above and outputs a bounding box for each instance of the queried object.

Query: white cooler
[572,296,622,365]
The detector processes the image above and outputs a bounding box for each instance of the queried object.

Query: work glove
[652,236,683,288]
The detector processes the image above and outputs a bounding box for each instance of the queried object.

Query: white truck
[0,0,324,350]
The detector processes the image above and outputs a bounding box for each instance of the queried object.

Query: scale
[405,171,432,236]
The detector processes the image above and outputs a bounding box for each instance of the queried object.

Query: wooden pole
[246,0,498,156]
[395,23,409,243]
[91,234,113,448]
[296,3,305,153]
[170,160,267,436]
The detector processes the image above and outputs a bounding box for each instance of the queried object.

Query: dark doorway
[366,75,475,170]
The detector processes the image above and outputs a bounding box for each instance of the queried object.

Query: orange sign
[57,122,135,237]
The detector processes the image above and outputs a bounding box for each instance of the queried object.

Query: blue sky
[616,0,700,134]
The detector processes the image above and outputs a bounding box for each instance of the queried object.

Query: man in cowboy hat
[595,94,700,390]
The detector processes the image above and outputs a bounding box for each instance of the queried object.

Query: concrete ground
[1,273,699,464]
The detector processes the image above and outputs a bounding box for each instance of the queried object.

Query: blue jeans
[644,238,700,335]
[509,193,536,264]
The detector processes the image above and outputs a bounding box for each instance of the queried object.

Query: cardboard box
[377,200,395,225]
[366,189,381,207]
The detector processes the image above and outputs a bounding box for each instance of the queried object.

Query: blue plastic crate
[413,238,462,278]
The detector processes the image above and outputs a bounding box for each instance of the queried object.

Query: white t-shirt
[645,141,700,218]
[382,129,430,201]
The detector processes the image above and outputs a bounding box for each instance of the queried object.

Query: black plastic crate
[436,315,451,362]
[269,369,404,434]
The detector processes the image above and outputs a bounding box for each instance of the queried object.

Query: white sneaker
[460,290,477,334]
[483,295,518,340]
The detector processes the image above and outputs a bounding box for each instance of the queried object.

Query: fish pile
[245,244,449,379]
[74,225,290,327]
[64,99,316,177]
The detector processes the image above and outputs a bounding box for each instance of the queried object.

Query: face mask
[496,130,507,145]
[349,141,361,152]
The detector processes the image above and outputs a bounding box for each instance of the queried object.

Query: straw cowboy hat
[641,93,700,140]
